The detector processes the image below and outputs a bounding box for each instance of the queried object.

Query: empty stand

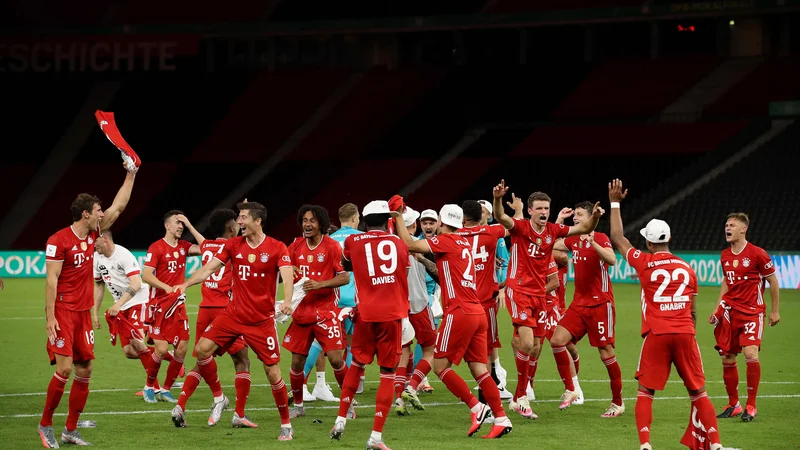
[704,59,800,117]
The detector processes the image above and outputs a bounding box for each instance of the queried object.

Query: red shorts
[538,301,562,342]
[636,333,705,391]
[115,304,148,348]
[407,307,437,349]
[195,307,246,357]
[47,308,94,364]
[351,318,403,369]
[559,302,616,348]
[506,288,544,337]
[720,309,764,355]
[483,303,502,351]
[435,308,488,365]
[282,317,345,356]
[202,309,281,365]
[150,303,190,346]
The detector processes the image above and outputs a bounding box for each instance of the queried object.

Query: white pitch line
[2,394,799,419]
[2,379,798,398]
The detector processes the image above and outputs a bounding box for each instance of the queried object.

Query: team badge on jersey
[153,327,161,335]
[173,251,179,258]
[307,255,313,263]
[586,241,591,248]
[742,258,750,267]
[180,248,185,256]
[733,260,739,268]
[80,242,88,251]
[248,254,256,263]
[284,335,291,343]
[55,338,65,348]
[520,312,528,320]
[88,237,93,245]
[317,253,325,263]
[260,253,269,263]
[545,236,552,244]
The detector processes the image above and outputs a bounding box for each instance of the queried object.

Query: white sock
[295,402,303,408]
[335,416,347,425]
[370,431,382,441]
[316,371,326,386]
[573,376,581,391]
[493,356,502,367]
[470,403,483,413]
[214,395,224,403]
[281,424,292,429]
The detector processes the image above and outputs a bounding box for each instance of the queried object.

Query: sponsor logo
[260,253,269,263]
[342,396,351,403]
[71,245,78,251]
[375,411,384,418]
[55,337,65,348]
[600,336,607,341]
[248,254,256,263]
[765,261,773,270]
[271,353,278,359]
[640,427,649,432]
[748,335,756,341]
[236,253,243,259]
[742,258,751,268]
[632,250,641,258]
[281,255,291,263]
[80,242,88,251]
[317,253,325,263]
[725,261,730,266]
[205,325,212,332]
[46,244,58,257]
[145,253,152,262]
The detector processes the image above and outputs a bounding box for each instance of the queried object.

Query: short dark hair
[236,201,268,223]
[338,203,359,223]
[209,209,237,238]
[71,193,101,222]
[462,200,483,223]
[727,212,750,228]
[101,229,113,241]
[574,201,594,214]
[163,210,184,223]
[364,213,390,229]
[297,204,331,235]
[527,191,551,208]
[328,224,339,235]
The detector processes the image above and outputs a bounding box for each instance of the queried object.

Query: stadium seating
[704,59,800,117]
[649,121,800,251]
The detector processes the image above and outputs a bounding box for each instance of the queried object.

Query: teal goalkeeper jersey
[496,237,509,285]
[329,226,362,308]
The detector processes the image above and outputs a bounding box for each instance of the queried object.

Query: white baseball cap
[478,200,493,222]
[640,219,671,244]
[420,209,438,221]
[362,200,390,217]
[402,207,420,227]
[439,204,463,229]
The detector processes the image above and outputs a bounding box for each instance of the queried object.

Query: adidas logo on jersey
[236,253,243,259]
[71,245,78,251]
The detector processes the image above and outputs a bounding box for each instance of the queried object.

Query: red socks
[271,379,291,425]
[145,352,163,389]
[40,372,68,427]
[439,368,478,409]
[163,355,184,390]
[514,351,530,400]
[333,363,348,389]
[552,346,575,391]
[196,356,223,398]
[723,362,739,406]
[235,372,251,417]
[527,358,538,391]
[65,375,90,431]
[477,372,506,419]
[690,391,721,445]
[177,370,201,410]
[409,359,431,391]
[394,367,408,399]
[337,364,364,418]
[603,355,623,406]
[573,354,580,375]
[289,369,305,407]
[746,357,760,408]
[636,390,654,445]
[374,373,394,432]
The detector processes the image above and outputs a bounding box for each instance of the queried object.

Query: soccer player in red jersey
[284,205,350,419]
[171,208,253,427]
[141,211,205,403]
[608,179,730,450]
[711,212,780,422]
[330,200,410,449]
[175,201,295,440]
[552,201,623,416]
[40,167,136,448]
[395,204,513,439]
[492,179,602,418]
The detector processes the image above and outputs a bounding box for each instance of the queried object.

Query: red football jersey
[720,242,775,314]
[455,224,507,306]
[544,257,560,305]
[507,219,570,297]
[199,239,233,308]
[564,233,614,307]
[426,233,483,315]
[213,235,292,326]
[144,239,193,304]
[343,231,410,322]
[288,235,346,325]
[626,249,698,336]
[548,258,568,311]
[45,226,100,311]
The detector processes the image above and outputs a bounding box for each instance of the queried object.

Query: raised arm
[99,171,136,232]
[590,234,617,266]
[607,179,633,258]
[45,261,62,342]
[492,180,515,229]
[567,202,604,237]
[555,207,574,225]
[177,214,205,254]
[507,193,525,221]
[392,212,433,254]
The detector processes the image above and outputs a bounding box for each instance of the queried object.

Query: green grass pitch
[1,279,798,449]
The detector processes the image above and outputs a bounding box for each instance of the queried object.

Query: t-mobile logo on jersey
[527,243,540,257]
[167,260,178,273]
[239,265,251,280]
[726,270,735,285]
[73,253,86,267]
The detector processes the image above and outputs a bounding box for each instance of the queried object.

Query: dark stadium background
[1,0,799,254]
